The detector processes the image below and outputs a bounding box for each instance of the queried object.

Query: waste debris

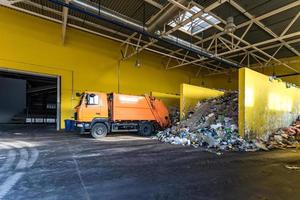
[154,92,260,153]
[154,92,300,154]
[259,118,300,149]
[168,106,180,125]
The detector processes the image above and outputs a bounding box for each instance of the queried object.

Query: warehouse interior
[0,0,300,199]
[0,70,59,128]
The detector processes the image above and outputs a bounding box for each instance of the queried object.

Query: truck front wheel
[91,123,108,139]
[139,122,153,136]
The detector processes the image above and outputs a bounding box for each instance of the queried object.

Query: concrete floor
[0,125,300,200]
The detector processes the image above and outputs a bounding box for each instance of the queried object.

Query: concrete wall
[239,67,300,139]
[0,77,26,123]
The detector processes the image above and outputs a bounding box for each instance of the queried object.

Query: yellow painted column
[238,68,246,138]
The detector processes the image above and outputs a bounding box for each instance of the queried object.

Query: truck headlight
[77,123,83,127]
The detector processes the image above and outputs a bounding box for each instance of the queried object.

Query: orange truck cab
[74,92,171,138]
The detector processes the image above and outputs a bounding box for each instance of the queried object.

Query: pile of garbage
[155,92,260,152]
[155,91,300,153]
[168,106,180,125]
[262,119,300,149]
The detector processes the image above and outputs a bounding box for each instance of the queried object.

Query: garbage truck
[74,92,171,138]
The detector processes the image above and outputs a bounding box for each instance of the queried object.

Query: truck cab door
[78,93,108,122]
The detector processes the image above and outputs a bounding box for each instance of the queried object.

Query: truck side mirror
[76,92,82,97]
[85,95,89,106]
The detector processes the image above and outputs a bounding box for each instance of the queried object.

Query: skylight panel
[168,5,220,35]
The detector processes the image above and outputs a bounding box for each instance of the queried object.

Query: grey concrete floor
[0,125,300,200]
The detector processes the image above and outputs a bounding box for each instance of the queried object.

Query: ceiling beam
[169,31,300,71]
[165,1,263,66]
[200,1,300,47]
[229,0,300,56]
[226,31,300,54]
[205,37,300,68]
[0,0,23,5]
[280,11,300,37]
[166,0,299,72]
[219,36,268,63]
[144,0,163,9]
[223,37,300,60]
[122,0,228,60]
[62,0,69,44]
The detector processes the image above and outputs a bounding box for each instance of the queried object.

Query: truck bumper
[75,122,91,134]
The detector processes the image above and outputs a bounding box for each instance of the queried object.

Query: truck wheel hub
[96,127,104,135]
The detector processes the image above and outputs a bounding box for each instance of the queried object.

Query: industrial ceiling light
[135,50,141,68]
[269,76,275,82]
[224,17,236,33]
[135,59,141,68]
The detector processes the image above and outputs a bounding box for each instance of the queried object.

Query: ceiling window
[168,5,220,35]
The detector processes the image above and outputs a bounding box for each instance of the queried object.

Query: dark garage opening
[0,69,59,130]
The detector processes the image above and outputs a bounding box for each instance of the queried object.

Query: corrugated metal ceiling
[89,0,162,24]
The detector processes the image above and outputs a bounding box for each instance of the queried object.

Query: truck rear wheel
[91,123,108,139]
[139,122,153,136]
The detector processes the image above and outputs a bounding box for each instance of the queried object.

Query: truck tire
[91,123,108,139]
[139,122,153,136]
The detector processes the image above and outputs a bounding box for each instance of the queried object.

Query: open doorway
[0,68,60,130]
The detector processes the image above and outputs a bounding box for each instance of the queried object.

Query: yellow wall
[180,83,224,119]
[239,67,300,138]
[0,7,197,128]
[191,72,238,91]
[151,91,180,107]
